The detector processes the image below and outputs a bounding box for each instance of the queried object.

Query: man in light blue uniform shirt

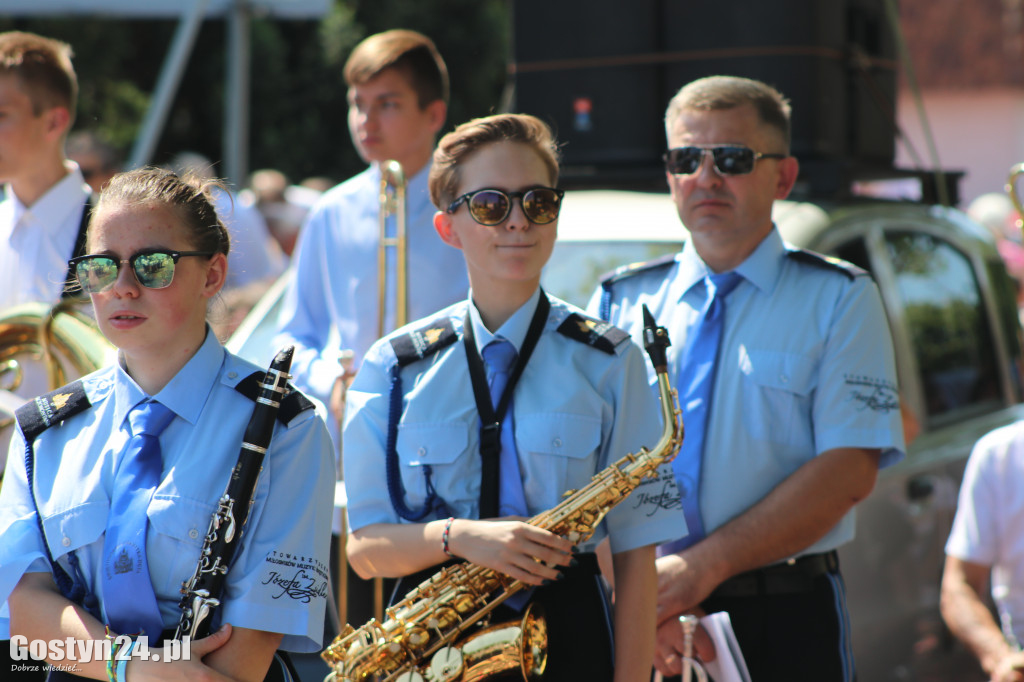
[274,30,466,421]
[0,328,335,654]
[588,76,905,681]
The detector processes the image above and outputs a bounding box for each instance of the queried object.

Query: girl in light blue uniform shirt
[0,168,334,681]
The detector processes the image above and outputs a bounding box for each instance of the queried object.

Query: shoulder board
[786,249,865,280]
[15,380,91,443]
[557,313,630,355]
[599,252,677,287]
[389,318,458,368]
[233,373,314,425]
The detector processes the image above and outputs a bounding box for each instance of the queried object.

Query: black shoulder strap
[233,373,314,425]
[389,317,458,368]
[15,380,91,444]
[16,379,97,614]
[786,248,865,280]
[557,312,630,355]
[61,193,95,300]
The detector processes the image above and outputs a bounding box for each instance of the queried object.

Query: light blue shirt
[0,330,335,652]
[588,228,906,556]
[343,290,686,555]
[273,162,469,408]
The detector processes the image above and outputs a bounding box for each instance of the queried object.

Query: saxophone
[322,306,682,682]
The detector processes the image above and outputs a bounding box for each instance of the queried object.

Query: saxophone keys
[429,646,464,681]
[395,671,425,682]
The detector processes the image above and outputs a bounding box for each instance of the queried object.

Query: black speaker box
[510,0,898,190]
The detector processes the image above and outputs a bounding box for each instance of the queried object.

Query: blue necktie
[483,339,529,517]
[101,400,174,637]
[662,271,743,555]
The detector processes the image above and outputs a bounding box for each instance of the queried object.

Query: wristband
[114,640,134,682]
[104,626,117,682]
[442,516,455,557]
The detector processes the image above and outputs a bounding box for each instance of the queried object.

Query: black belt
[710,550,839,598]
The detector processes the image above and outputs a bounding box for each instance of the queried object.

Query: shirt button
[62,536,71,547]
[780,374,789,384]
[227,371,238,379]
[189,528,199,539]
[552,438,562,448]
[418,447,427,456]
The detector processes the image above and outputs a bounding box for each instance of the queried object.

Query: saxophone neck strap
[462,291,550,519]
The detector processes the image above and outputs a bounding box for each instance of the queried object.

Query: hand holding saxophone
[444,518,575,586]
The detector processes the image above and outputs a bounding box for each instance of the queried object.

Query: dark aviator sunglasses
[69,249,214,294]
[663,145,787,176]
[446,187,565,226]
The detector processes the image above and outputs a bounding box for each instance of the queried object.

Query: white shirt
[0,164,91,308]
[946,421,1024,647]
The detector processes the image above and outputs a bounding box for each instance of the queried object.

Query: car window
[885,231,1002,425]
[542,240,681,308]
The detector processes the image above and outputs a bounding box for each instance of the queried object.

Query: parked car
[229,188,1024,681]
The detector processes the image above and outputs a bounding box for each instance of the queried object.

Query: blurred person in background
[273,29,467,434]
[169,151,285,293]
[243,168,319,258]
[66,130,122,194]
[942,423,1024,682]
[968,192,1024,311]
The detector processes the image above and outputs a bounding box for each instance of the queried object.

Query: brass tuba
[322,307,682,682]
[0,300,113,443]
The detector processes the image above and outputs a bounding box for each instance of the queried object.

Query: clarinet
[174,346,295,640]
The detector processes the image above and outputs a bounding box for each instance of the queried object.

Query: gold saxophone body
[322,307,681,682]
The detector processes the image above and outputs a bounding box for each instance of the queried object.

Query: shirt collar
[111,327,225,429]
[467,287,542,355]
[9,163,89,234]
[676,226,786,299]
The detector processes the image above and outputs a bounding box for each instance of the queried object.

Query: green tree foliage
[0,0,509,189]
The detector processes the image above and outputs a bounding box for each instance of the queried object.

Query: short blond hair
[429,113,560,210]
[0,31,77,124]
[665,75,791,151]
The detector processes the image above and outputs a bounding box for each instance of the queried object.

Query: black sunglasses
[446,187,565,226]
[663,146,787,176]
[69,249,214,293]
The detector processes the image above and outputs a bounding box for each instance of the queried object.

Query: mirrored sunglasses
[446,187,565,226]
[69,250,214,293]
[663,146,787,176]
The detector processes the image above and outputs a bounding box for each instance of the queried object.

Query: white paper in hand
[700,611,752,682]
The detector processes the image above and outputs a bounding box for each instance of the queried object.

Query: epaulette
[389,317,458,368]
[786,249,865,280]
[557,312,630,355]
[598,252,677,287]
[234,374,314,425]
[15,380,92,444]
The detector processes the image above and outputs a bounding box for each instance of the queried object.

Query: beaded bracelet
[442,516,455,557]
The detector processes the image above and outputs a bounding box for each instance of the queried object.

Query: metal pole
[127,0,209,170]
[224,0,251,188]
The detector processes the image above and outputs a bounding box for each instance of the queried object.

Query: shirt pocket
[396,422,472,511]
[149,495,216,596]
[517,413,602,506]
[740,349,816,447]
[41,501,108,561]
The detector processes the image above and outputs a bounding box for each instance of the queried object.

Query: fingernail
[571,545,580,554]
[569,558,579,568]
[556,571,565,581]
[542,578,553,586]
